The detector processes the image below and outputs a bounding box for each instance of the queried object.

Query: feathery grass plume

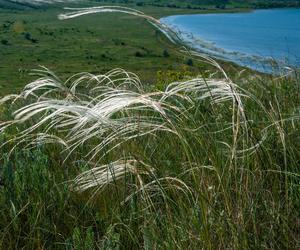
[2,67,244,146]
[122,176,195,205]
[58,5,250,168]
[70,159,154,193]
[0,64,248,194]
[58,6,182,45]
[0,94,20,105]
[0,6,253,198]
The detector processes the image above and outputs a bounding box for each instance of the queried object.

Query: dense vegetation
[0,54,299,250]
[0,3,299,250]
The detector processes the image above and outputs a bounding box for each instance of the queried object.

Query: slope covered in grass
[0,61,299,250]
[0,5,299,250]
[1,4,231,96]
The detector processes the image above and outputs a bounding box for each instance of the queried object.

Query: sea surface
[161,8,300,73]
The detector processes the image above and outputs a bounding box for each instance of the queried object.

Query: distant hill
[89,0,300,9]
[0,0,77,10]
[1,0,300,10]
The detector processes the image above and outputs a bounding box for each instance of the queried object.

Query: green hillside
[0,5,246,96]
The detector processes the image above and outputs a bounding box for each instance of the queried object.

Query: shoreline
[159,8,300,75]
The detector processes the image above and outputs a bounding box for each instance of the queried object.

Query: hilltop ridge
[1,0,300,10]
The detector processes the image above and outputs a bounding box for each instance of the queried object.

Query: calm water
[161,9,300,73]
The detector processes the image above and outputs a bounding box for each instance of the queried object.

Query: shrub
[134,51,143,57]
[0,39,8,45]
[163,49,170,58]
[186,58,193,66]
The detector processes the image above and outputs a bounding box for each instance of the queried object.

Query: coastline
[159,8,300,74]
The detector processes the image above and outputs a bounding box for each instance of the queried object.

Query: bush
[134,51,143,57]
[1,39,9,45]
[23,32,38,43]
[186,58,193,66]
[163,49,170,58]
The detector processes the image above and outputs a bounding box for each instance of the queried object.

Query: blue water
[161,9,300,73]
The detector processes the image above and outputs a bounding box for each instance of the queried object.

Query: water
[161,9,300,73]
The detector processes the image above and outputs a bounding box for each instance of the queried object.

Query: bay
[161,9,300,73]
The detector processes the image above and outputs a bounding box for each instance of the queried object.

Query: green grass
[0,6,190,95]
[0,69,299,249]
[0,4,299,250]
[0,4,252,96]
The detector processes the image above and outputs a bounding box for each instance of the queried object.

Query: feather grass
[0,6,291,201]
[0,6,299,249]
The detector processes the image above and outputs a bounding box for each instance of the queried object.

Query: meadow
[0,4,299,250]
[0,4,239,95]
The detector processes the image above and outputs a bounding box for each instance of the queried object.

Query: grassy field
[0,3,299,250]
[0,59,299,249]
[0,4,252,96]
